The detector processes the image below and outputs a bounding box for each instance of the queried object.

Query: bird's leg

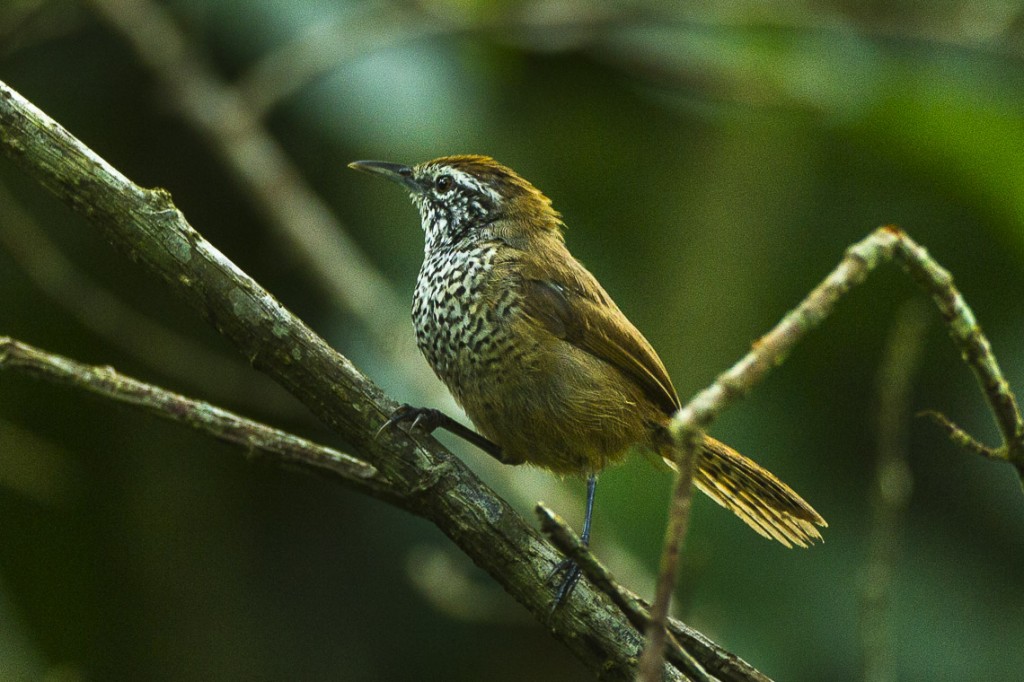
[548,473,597,610]
[378,404,515,464]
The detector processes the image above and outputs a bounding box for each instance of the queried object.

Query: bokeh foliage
[1,1,1023,680]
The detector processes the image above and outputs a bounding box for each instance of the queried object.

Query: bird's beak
[348,160,421,193]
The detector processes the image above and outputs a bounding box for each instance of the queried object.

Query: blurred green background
[2,1,1024,680]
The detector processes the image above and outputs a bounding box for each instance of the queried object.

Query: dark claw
[410,411,429,432]
[376,404,442,439]
[377,404,508,464]
[374,407,406,439]
[547,558,583,612]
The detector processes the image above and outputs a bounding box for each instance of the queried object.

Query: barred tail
[687,436,826,548]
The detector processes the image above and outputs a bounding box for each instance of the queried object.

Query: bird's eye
[435,175,453,193]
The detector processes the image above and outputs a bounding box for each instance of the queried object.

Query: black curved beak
[348,160,421,193]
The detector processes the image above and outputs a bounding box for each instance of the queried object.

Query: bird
[348,155,826,607]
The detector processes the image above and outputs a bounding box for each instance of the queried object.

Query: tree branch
[640,226,1024,674]
[0,336,378,485]
[538,504,769,682]
[0,78,703,680]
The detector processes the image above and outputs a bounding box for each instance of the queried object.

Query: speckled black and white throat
[411,240,503,382]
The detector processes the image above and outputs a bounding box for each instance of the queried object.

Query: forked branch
[639,227,1024,677]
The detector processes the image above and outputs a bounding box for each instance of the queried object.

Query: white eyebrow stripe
[444,167,502,204]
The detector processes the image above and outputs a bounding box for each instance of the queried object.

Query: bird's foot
[546,557,583,613]
[375,404,445,439]
[376,404,509,463]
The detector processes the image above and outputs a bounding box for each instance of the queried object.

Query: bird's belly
[453,338,661,475]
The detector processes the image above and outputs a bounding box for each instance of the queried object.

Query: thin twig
[0,336,378,483]
[918,411,1003,461]
[537,504,719,682]
[537,504,651,632]
[861,300,927,682]
[662,616,772,682]
[538,502,775,682]
[640,226,1024,675]
[893,236,1024,462]
[637,433,702,681]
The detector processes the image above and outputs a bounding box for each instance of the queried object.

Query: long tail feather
[674,436,826,548]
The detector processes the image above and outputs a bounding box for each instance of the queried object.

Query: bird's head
[349,155,562,251]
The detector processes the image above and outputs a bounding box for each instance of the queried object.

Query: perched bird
[349,155,826,605]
